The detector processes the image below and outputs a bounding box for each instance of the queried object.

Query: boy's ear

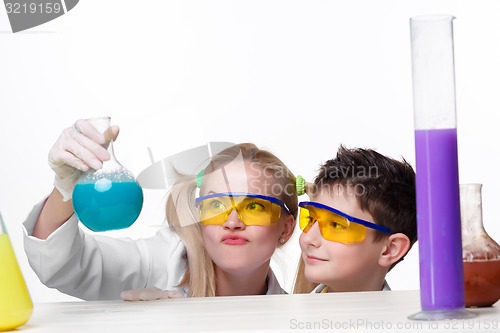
[378,233,411,268]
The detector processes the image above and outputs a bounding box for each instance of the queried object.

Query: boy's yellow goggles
[299,201,393,244]
[195,192,291,226]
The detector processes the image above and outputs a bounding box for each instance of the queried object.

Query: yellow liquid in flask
[0,234,33,331]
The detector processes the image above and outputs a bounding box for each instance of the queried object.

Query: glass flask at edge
[0,212,33,331]
[460,184,500,307]
[72,117,144,232]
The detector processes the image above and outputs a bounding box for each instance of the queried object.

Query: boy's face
[299,185,388,292]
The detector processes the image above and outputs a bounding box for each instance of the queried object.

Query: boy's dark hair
[313,145,417,246]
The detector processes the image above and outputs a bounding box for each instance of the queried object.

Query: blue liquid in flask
[71,116,144,232]
[73,178,143,232]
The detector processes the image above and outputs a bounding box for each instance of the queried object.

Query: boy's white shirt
[22,199,285,301]
[311,280,391,293]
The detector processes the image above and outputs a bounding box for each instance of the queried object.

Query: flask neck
[85,117,123,175]
[100,140,124,174]
[105,140,117,162]
[460,184,486,238]
[86,116,119,168]
[0,212,6,235]
[460,183,500,261]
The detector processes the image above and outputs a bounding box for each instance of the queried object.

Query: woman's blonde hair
[293,181,319,294]
[166,143,298,297]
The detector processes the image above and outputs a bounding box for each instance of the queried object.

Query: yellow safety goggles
[299,201,393,244]
[195,192,291,226]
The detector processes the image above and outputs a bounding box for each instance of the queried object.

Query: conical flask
[460,184,500,307]
[72,117,144,232]
[0,212,33,331]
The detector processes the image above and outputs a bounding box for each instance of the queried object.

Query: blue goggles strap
[196,192,292,215]
[298,201,393,234]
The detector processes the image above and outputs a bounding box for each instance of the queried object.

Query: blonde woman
[23,119,298,300]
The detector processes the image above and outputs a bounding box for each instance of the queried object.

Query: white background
[1,0,499,303]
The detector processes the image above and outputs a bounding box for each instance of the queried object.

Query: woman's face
[199,160,293,277]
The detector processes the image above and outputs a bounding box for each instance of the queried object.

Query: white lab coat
[23,200,285,300]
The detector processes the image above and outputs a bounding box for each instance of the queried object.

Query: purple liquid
[415,128,464,310]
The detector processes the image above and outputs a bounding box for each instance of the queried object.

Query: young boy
[294,145,417,293]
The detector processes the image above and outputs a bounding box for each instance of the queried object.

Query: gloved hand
[120,288,184,301]
[48,119,120,201]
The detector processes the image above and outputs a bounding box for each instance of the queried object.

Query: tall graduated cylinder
[0,212,33,331]
[410,16,464,312]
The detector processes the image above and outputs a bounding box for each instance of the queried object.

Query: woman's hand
[48,119,119,201]
[120,288,184,301]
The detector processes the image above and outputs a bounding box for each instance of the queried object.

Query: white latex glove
[120,288,184,301]
[48,119,120,201]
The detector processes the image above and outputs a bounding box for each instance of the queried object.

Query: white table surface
[20,290,499,333]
